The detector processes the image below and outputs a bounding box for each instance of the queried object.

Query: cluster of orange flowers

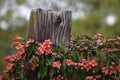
[52,61,61,69]
[93,33,103,40]
[97,35,120,54]
[3,36,25,77]
[66,59,97,72]
[52,59,97,71]
[101,64,120,75]
[1,36,57,79]
[0,34,120,80]
[2,36,36,79]
[65,58,120,80]
[85,64,120,80]
[36,39,56,56]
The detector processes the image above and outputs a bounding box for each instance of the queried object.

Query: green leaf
[35,57,40,63]
[97,52,104,65]
[48,68,55,78]
[62,69,67,80]
[37,69,41,78]
[64,47,69,55]
[62,57,66,70]
[46,59,51,66]
[73,70,86,80]
[40,56,45,65]
[37,66,47,79]
[20,69,25,80]
[26,44,37,59]
[75,51,80,61]
[70,51,79,61]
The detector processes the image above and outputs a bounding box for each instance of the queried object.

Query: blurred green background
[0,0,120,74]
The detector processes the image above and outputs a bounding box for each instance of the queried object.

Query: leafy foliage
[0,34,120,80]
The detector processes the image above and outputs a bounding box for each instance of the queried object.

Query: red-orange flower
[36,44,45,55]
[14,43,25,55]
[86,61,91,66]
[31,63,39,71]
[117,36,120,40]
[44,46,51,54]
[117,64,120,72]
[43,39,52,46]
[90,60,97,67]
[36,40,52,55]
[85,61,92,71]
[85,76,94,80]
[85,65,91,71]
[15,54,22,60]
[16,44,24,50]
[18,48,25,55]
[81,58,86,63]
[6,63,14,72]
[4,55,16,63]
[93,33,103,40]
[66,59,74,66]
[51,52,56,56]
[0,75,4,80]
[52,61,61,69]
[11,42,21,47]
[27,39,34,44]
[102,67,109,75]
[109,67,116,75]
[13,36,24,41]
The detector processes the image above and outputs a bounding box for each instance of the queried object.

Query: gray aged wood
[28,8,71,80]
[28,8,72,46]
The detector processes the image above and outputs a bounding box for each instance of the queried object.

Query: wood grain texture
[27,8,71,80]
[28,8,72,46]
[28,9,37,39]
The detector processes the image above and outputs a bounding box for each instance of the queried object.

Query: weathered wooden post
[27,8,72,80]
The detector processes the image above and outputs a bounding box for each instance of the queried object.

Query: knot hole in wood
[56,16,62,24]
